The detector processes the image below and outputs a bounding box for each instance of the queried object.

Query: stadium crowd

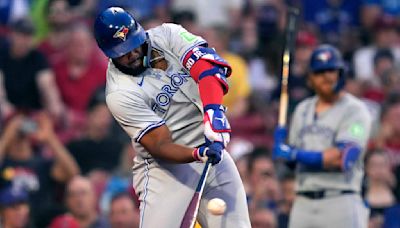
[0,0,400,227]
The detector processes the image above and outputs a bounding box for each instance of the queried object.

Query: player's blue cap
[0,185,29,207]
[309,44,346,92]
[94,7,146,59]
[309,44,344,73]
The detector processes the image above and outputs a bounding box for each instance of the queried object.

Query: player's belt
[296,190,356,199]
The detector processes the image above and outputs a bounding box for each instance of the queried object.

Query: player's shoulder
[295,96,316,113]
[147,23,184,37]
[342,93,368,110]
[105,61,144,99]
[341,93,371,118]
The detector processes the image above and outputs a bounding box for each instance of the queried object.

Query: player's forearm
[294,147,347,170]
[146,142,196,163]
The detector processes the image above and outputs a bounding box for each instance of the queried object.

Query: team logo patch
[317,51,331,62]
[349,123,365,139]
[179,31,196,43]
[113,26,129,41]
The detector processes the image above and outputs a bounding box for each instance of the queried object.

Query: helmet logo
[317,51,331,62]
[113,26,129,41]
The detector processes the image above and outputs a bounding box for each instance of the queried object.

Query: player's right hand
[193,142,224,165]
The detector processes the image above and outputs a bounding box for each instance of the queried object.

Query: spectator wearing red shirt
[51,24,107,140]
[373,96,400,167]
[52,23,107,113]
[38,0,74,63]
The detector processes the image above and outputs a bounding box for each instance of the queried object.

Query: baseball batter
[274,45,372,228]
[93,7,250,228]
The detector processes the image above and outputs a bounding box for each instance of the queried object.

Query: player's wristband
[294,149,323,169]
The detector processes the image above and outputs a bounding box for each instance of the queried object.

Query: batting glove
[193,142,224,165]
[203,104,231,148]
[273,143,297,161]
[273,126,287,145]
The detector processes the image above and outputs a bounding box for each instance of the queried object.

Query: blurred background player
[273,44,373,228]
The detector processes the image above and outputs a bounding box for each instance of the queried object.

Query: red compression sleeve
[189,59,224,107]
[199,77,223,106]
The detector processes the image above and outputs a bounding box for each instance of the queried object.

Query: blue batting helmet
[309,44,345,92]
[94,7,146,59]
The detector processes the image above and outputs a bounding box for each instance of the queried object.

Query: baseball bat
[180,160,212,228]
[278,7,299,127]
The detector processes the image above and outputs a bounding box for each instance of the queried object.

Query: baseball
[207,198,226,215]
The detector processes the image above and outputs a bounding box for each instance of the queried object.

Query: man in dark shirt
[0,112,80,226]
[67,91,123,174]
[0,17,64,120]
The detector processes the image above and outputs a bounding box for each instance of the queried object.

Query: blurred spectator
[248,58,278,102]
[64,175,109,228]
[0,0,30,25]
[0,17,64,120]
[109,192,140,228]
[171,0,244,30]
[251,0,287,42]
[373,97,400,167]
[66,0,97,19]
[381,67,400,98]
[114,142,137,178]
[365,151,396,223]
[52,23,107,113]
[277,173,295,228]
[0,185,30,228]
[250,207,277,228]
[37,0,74,62]
[171,11,201,35]
[301,0,362,45]
[363,48,395,103]
[49,214,80,228]
[233,153,252,194]
[247,148,280,211]
[361,0,400,29]
[233,15,258,59]
[353,15,400,82]
[141,17,163,30]
[0,112,79,226]
[67,90,123,175]
[97,0,169,22]
[202,25,251,118]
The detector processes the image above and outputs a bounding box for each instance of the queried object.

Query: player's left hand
[273,143,297,161]
[203,104,231,148]
[193,142,224,165]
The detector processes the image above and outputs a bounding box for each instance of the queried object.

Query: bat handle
[278,92,288,127]
[181,160,212,228]
[196,160,212,192]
